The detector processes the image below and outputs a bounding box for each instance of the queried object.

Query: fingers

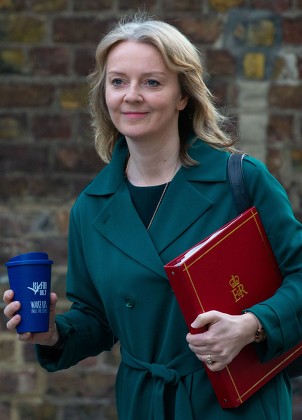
[188,310,256,372]
[189,348,229,372]
[3,288,60,347]
[49,292,58,307]
[3,289,14,304]
[4,296,21,332]
[186,316,233,371]
[3,289,21,332]
[191,310,219,330]
[49,292,58,322]
[198,352,228,370]
[17,332,33,342]
[3,290,58,338]
[4,299,20,320]
[3,289,19,322]
[204,357,227,372]
[6,312,21,332]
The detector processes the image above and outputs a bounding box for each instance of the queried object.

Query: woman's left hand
[186,310,258,371]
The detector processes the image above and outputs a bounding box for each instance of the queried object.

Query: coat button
[125,297,135,308]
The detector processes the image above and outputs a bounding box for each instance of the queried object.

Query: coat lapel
[84,137,229,279]
[148,168,213,253]
[92,181,168,278]
[148,141,229,253]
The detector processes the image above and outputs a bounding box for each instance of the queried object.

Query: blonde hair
[88,14,236,164]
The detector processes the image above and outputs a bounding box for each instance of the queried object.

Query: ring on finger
[206,354,213,365]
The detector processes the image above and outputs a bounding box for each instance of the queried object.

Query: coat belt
[121,347,202,420]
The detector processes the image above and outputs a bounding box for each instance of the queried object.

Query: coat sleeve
[36,205,117,372]
[242,156,302,361]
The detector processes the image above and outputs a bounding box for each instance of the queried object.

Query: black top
[126,179,168,228]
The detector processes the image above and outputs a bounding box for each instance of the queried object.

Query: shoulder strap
[228,153,252,214]
[228,156,302,379]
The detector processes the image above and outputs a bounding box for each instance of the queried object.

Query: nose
[123,83,143,103]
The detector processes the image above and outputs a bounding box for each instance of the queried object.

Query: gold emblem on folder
[229,275,248,303]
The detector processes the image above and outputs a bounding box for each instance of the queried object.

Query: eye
[111,78,124,87]
[145,79,160,87]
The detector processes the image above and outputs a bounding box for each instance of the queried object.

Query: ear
[177,95,189,111]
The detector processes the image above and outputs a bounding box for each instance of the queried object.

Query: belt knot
[149,363,180,385]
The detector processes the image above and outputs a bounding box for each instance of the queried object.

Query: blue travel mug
[5,252,53,333]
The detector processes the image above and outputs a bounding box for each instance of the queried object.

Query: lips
[122,112,148,119]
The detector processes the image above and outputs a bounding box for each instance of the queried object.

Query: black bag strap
[228,153,252,213]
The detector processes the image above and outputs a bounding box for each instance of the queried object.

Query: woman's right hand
[3,290,60,346]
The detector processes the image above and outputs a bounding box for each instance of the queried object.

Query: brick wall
[0,1,301,419]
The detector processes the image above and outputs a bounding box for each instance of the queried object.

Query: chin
[122,131,153,141]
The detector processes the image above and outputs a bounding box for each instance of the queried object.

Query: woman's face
[105,40,188,144]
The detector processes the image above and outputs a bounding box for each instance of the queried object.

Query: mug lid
[5,252,53,267]
[8,252,48,262]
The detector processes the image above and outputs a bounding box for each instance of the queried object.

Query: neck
[124,134,181,186]
[125,151,181,187]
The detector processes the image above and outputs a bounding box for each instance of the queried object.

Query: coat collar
[84,137,228,196]
[85,137,229,278]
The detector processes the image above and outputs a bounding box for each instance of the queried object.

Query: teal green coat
[37,138,302,419]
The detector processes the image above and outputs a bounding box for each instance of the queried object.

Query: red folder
[164,207,302,408]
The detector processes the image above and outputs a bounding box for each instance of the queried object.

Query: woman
[4,14,302,419]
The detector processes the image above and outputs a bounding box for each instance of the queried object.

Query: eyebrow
[106,71,167,77]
